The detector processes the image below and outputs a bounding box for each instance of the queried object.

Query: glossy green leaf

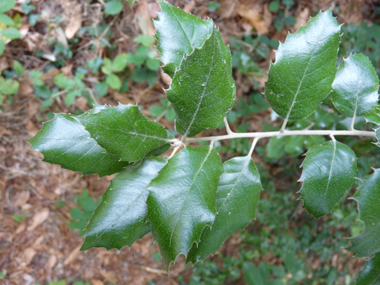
[356,252,380,285]
[28,109,129,177]
[332,53,379,118]
[166,27,235,137]
[146,146,223,269]
[299,140,357,218]
[81,157,167,251]
[186,156,262,264]
[154,0,213,77]
[81,104,171,162]
[348,169,380,257]
[264,10,340,120]
[363,106,380,125]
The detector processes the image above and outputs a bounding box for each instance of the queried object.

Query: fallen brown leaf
[27,208,49,231]
[238,4,269,34]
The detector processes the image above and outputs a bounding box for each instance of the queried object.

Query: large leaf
[166,26,235,138]
[264,10,340,120]
[299,140,357,218]
[356,252,380,285]
[81,157,167,251]
[332,53,379,118]
[348,169,380,257]
[146,146,223,268]
[28,109,129,177]
[186,156,262,264]
[154,1,213,78]
[81,104,171,162]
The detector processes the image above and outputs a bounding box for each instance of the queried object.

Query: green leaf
[28,108,129,177]
[146,58,160,71]
[112,53,128,72]
[134,34,155,47]
[1,27,21,39]
[0,0,15,13]
[13,60,25,76]
[154,1,214,77]
[104,0,123,15]
[54,74,75,89]
[149,105,165,117]
[0,78,19,95]
[299,140,357,218]
[264,10,341,120]
[269,1,279,12]
[187,156,262,264]
[266,136,288,159]
[166,27,235,137]
[81,104,170,162]
[0,14,14,25]
[81,157,168,251]
[348,169,380,257]
[0,39,4,56]
[356,252,380,285]
[129,0,138,8]
[332,53,379,118]
[106,74,121,90]
[95,81,109,97]
[363,106,380,125]
[146,146,223,269]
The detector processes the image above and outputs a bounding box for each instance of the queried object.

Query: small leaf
[105,0,123,15]
[348,169,380,257]
[187,156,262,264]
[106,74,121,90]
[166,26,235,137]
[28,108,129,177]
[0,0,15,13]
[332,53,379,118]
[1,27,21,39]
[13,60,25,76]
[0,79,19,95]
[149,105,165,118]
[0,14,14,25]
[264,10,341,120]
[129,0,138,8]
[95,81,109,97]
[147,146,223,269]
[81,104,170,162]
[134,34,155,47]
[356,252,380,285]
[81,157,168,251]
[0,39,4,56]
[154,1,214,77]
[54,74,75,89]
[112,53,128,72]
[299,140,357,218]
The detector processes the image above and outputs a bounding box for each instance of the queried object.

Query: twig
[224,117,234,135]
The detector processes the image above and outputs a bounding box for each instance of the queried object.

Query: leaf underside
[146,146,223,269]
[264,9,341,120]
[28,109,129,177]
[154,1,214,78]
[187,156,262,264]
[332,53,379,118]
[356,252,380,285]
[81,104,171,162]
[348,169,380,257]
[299,140,357,218]
[166,26,235,138]
[81,157,168,251]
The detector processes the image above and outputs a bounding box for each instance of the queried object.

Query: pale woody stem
[165,129,376,144]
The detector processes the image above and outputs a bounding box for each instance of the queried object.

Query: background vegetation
[0,0,379,284]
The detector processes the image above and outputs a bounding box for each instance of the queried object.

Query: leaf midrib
[169,147,213,247]
[324,140,336,196]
